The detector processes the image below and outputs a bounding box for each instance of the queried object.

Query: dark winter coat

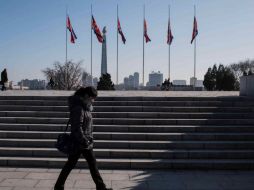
[68,95,94,150]
[1,69,8,83]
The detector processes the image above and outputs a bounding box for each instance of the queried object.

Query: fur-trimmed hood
[68,95,93,112]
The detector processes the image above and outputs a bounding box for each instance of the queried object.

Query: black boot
[54,184,64,190]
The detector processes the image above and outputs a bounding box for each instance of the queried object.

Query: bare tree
[42,61,85,90]
[229,59,254,81]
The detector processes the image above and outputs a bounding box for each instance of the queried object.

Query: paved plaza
[0,167,253,190]
[0,90,240,97]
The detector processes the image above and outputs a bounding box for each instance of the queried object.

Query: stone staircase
[0,95,254,169]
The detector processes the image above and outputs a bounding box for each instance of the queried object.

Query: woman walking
[54,86,112,190]
[1,68,8,91]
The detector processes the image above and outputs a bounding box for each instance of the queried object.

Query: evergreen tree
[216,64,225,90]
[204,64,237,91]
[223,67,236,91]
[211,64,217,90]
[203,67,214,91]
[97,73,115,90]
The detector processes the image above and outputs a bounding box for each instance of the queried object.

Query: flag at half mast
[167,19,173,45]
[66,15,77,43]
[91,15,103,43]
[191,16,198,44]
[144,19,151,43]
[117,18,126,44]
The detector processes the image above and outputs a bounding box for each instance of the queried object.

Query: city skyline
[1,0,254,85]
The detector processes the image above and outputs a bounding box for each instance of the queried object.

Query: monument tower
[101,26,107,76]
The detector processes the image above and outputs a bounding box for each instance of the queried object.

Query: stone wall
[240,75,254,97]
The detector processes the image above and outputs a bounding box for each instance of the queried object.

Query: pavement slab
[0,167,253,190]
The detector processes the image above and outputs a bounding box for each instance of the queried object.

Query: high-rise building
[190,77,197,86]
[18,79,46,90]
[124,77,129,89]
[195,80,204,88]
[101,27,107,76]
[173,80,187,86]
[123,72,140,89]
[134,72,139,88]
[85,75,98,87]
[148,71,163,87]
[128,75,134,88]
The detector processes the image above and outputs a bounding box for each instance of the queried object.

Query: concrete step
[1,117,254,125]
[0,156,253,169]
[1,111,254,119]
[0,96,250,101]
[0,131,253,141]
[1,95,253,170]
[0,138,253,149]
[93,125,254,133]
[93,112,254,119]
[0,105,68,112]
[1,124,254,133]
[0,147,254,159]
[1,100,254,107]
[0,105,253,113]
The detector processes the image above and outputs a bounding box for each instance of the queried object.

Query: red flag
[117,18,126,44]
[167,19,173,45]
[144,19,151,43]
[91,15,103,43]
[66,16,72,32]
[70,32,75,43]
[66,15,77,43]
[191,16,198,44]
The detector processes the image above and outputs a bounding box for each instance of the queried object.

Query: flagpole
[65,6,68,64]
[194,5,196,89]
[91,4,93,86]
[117,4,119,85]
[168,5,170,81]
[143,4,145,87]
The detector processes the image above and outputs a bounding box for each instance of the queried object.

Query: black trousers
[55,148,106,189]
[1,82,6,91]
